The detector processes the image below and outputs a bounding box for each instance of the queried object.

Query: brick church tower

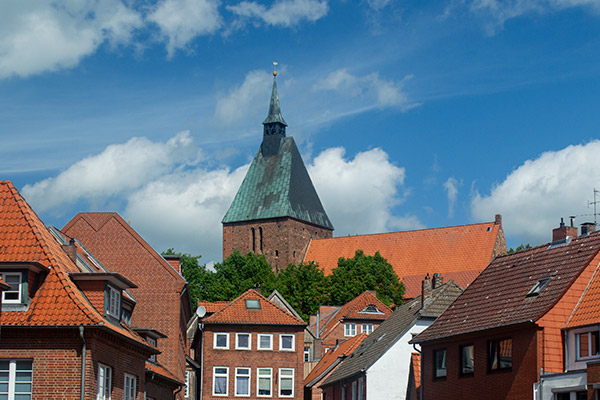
[222,73,334,272]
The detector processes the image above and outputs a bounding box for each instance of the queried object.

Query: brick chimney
[421,273,432,308]
[581,222,596,236]
[495,214,502,225]
[62,238,77,263]
[552,217,578,241]
[432,273,443,289]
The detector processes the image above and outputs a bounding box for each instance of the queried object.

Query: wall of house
[421,326,539,400]
[202,324,304,399]
[146,378,178,400]
[367,319,431,400]
[587,361,600,399]
[533,370,586,400]
[223,217,332,272]
[321,319,385,352]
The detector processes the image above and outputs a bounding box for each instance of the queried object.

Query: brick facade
[223,217,332,272]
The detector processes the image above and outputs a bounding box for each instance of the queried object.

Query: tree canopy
[274,262,328,321]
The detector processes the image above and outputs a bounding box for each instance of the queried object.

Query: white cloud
[22,132,198,212]
[214,70,272,127]
[444,177,460,218]
[471,141,600,246]
[0,1,142,79]
[452,0,600,34]
[227,0,328,27]
[147,0,222,57]
[308,147,418,235]
[314,69,419,111]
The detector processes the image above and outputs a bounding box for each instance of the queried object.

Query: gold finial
[273,61,278,76]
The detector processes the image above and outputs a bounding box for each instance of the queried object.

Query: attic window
[359,304,383,314]
[245,299,261,309]
[486,227,492,232]
[527,277,552,297]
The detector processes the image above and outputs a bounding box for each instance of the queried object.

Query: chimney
[495,214,502,225]
[432,273,443,289]
[62,238,77,263]
[164,255,182,274]
[421,273,432,308]
[552,217,578,241]
[581,222,596,236]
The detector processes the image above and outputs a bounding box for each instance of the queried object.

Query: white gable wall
[366,319,432,400]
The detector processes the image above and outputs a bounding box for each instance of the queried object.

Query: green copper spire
[262,74,288,126]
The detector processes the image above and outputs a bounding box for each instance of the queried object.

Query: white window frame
[106,285,121,318]
[257,368,272,397]
[576,328,600,360]
[361,324,373,335]
[0,359,33,400]
[279,334,295,351]
[124,373,136,400]
[0,272,22,304]
[235,367,251,397]
[97,363,112,400]
[147,336,157,363]
[344,323,357,337]
[185,370,190,398]
[258,334,273,350]
[213,367,229,396]
[214,333,230,350]
[236,333,251,350]
[304,346,310,362]
[278,368,294,398]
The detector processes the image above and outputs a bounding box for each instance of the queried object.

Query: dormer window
[106,285,121,319]
[147,336,157,363]
[526,277,552,297]
[0,272,23,304]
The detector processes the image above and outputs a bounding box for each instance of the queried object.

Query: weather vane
[273,61,278,77]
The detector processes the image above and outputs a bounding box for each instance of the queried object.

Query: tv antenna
[588,188,600,226]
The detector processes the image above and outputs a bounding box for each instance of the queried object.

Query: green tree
[327,250,404,308]
[507,243,532,253]
[275,262,329,321]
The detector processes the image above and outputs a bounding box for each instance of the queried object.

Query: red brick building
[412,223,600,400]
[63,212,192,399]
[191,289,306,399]
[0,180,156,400]
[222,75,333,272]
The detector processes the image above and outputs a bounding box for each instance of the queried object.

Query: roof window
[486,227,492,232]
[245,299,261,309]
[359,304,383,314]
[527,277,552,297]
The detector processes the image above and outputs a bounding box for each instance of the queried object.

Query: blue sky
[2,0,600,263]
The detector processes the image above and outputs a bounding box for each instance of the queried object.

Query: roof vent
[548,237,572,249]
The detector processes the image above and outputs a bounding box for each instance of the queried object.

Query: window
[258,334,273,350]
[252,228,256,252]
[213,367,228,396]
[259,227,263,253]
[460,345,474,375]
[257,368,272,397]
[433,349,447,378]
[245,299,261,309]
[304,346,310,362]
[352,381,357,400]
[106,285,121,318]
[97,363,112,400]
[0,360,33,400]
[488,338,512,370]
[358,377,364,400]
[214,333,230,349]
[0,273,22,304]
[124,373,136,400]
[361,324,374,335]
[577,330,600,359]
[527,277,552,297]
[279,368,294,397]
[147,336,157,363]
[122,308,132,326]
[359,305,383,314]
[344,323,357,337]
[185,370,190,398]
[279,335,295,351]
[236,333,251,350]
[235,367,250,397]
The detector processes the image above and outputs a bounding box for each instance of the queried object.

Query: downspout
[79,326,86,400]
[200,322,204,400]
[412,343,422,400]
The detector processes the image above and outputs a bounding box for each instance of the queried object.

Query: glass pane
[461,345,474,374]
[0,394,7,400]
[0,383,8,392]
[214,376,227,394]
[238,334,249,348]
[260,335,271,348]
[579,333,589,357]
[258,377,270,394]
[237,368,249,375]
[592,331,599,356]
[4,292,18,300]
[576,392,587,400]
[0,362,9,371]
[16,372,32,382]
[282,336,292,349]
[216,334,227,347]
[281,377,293,390]
[215,367,227,374]
[499,339,512,368]
[15,383,31,392]
[16,360,32,370]
[236,377,249,395]
[14,395,31,400]
[0,372,8,382]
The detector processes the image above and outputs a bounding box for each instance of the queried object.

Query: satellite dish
[196,306,206,318]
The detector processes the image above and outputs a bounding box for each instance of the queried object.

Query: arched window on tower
[251,228,256,253]
[259,227,263,253]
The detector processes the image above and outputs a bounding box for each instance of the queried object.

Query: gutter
[79,326,86,400]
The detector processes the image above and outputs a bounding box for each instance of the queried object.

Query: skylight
[245,299,261,309]
[526,277,552,297]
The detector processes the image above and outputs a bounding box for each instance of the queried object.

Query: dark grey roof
[322,281,463,386]
[222,137,334,230]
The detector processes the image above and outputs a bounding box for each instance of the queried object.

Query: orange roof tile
[304,221,503,298]
[0,277,9,290]
[565,264,600,328]
[313,291,392,339]
[146,362,184,386]
[305,333,367,386]
[411,352,421,390]
[197,301,230,315]
[203,289,306,326]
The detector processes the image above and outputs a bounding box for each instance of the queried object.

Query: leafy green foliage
[274,262,328,321]
[327,250,404,308]
[507,243,532,253]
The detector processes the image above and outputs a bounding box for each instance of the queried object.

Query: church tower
[222,72,334,272]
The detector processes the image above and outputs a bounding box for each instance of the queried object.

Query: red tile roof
[203,289,306,326]
[311,291,392,339]
[305,333,367,386]
[0,277,9,290]
[413,232,600,343]
[565,264,600,328]
[304,221,504,298]
[197,301,230,315]
[146,362,184,386]
[411,352,421,391]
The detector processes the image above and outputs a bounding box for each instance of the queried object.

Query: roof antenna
[588,188,600,226]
